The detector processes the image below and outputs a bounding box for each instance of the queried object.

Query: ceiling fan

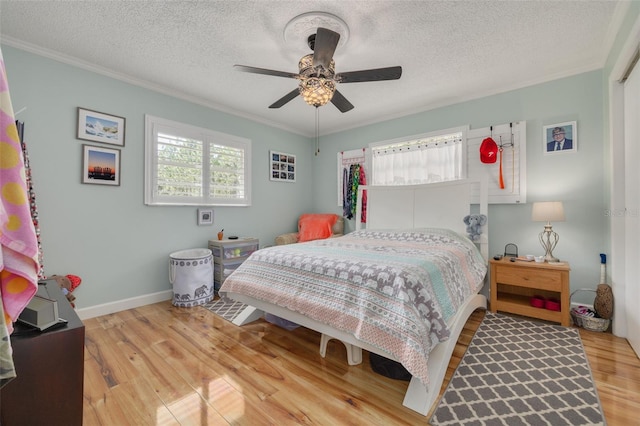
[234,27,402,113]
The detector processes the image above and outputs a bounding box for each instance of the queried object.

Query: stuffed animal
[49,274,82,308]
[463,214,487,241]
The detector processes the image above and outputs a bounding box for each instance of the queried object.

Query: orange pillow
[298,214,338,242]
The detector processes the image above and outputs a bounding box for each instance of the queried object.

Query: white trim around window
[144,115,251,206]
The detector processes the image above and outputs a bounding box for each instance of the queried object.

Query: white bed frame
[226,178,488,416]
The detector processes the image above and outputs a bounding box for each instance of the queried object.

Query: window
[144,115,251,206]
[370,127,466,186]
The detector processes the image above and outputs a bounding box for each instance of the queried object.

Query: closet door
[624,60,640,356]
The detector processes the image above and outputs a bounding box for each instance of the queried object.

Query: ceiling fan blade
[331,90,354,113]
[336,66,403,83]
[312,28,340,69]
[234,65,299,79]
[269,89,300,109]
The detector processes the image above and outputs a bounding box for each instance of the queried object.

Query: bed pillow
[298,214,338,242]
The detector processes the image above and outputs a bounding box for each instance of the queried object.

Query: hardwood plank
[108,376,181,425]
[81,301,640,425]
[150,324,298,425]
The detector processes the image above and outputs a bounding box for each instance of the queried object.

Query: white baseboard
[76,290,173,320]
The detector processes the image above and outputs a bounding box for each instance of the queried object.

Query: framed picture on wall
[543,121,577,154]
[270,150,296,182]
[82,144,121,186]
[77,107,126,146]
[197,208,214,226]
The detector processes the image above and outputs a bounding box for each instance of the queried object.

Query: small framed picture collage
[270,150,296,182]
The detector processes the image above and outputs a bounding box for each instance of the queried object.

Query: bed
[220,178,488,415]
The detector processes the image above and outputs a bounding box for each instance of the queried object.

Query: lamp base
[539,226,560,264]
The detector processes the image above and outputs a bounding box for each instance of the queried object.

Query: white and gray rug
[203,296,248,323]
[431,312,605,425]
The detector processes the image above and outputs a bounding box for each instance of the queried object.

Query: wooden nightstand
[490,258,571,326]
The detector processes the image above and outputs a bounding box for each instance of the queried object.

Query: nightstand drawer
[496,267,562,290]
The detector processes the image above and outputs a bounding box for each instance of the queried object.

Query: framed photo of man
[543,121,577,155]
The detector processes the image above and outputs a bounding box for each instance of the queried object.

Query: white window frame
[144,115,251,206]
[369,126,468,186]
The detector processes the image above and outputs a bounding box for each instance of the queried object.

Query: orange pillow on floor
[298,214,338,242]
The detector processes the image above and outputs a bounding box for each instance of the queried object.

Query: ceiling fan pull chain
[315,107,320,155]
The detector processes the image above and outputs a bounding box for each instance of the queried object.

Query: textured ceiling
[0,1,625,137]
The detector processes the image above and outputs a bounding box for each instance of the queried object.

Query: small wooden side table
[490,258,571,326]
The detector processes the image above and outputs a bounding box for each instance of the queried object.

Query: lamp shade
[531,201,565,222]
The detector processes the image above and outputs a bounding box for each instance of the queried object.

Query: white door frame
[609,14,640,340]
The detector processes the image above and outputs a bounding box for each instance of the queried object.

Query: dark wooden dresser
[1,279,85,425]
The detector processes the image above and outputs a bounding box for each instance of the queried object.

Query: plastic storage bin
[169,248,214,307]
[209,241,259,260]
[209,238,259,293]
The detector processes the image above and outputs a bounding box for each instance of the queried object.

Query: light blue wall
[312,71,606,303]
[3,30,617,309]
[2,45,315,309]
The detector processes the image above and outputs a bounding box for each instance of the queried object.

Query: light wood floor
[82,301,640,425]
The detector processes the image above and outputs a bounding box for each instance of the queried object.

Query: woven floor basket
[570,289,610,332]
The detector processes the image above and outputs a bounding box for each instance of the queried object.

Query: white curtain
[372,137,462,185]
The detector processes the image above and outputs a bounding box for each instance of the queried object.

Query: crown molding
[0,36,308,137]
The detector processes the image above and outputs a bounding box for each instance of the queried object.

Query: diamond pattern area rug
[203,296,249,323]
[430,312,605,425]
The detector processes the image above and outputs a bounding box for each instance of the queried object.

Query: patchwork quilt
[220,228,487,386]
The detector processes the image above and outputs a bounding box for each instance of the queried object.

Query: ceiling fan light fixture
[298,53,336,107]
[235,16,400,114]
[299,77,335,107]
[298,53,335,77]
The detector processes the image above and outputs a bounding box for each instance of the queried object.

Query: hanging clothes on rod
[339,149,367,222]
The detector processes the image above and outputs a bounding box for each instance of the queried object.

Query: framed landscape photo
[270,150,296,182]
[543,121,577,155]
[82,144,121,186]
[77,107,126,146]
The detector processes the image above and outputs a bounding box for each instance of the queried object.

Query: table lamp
[531,201,565,262]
